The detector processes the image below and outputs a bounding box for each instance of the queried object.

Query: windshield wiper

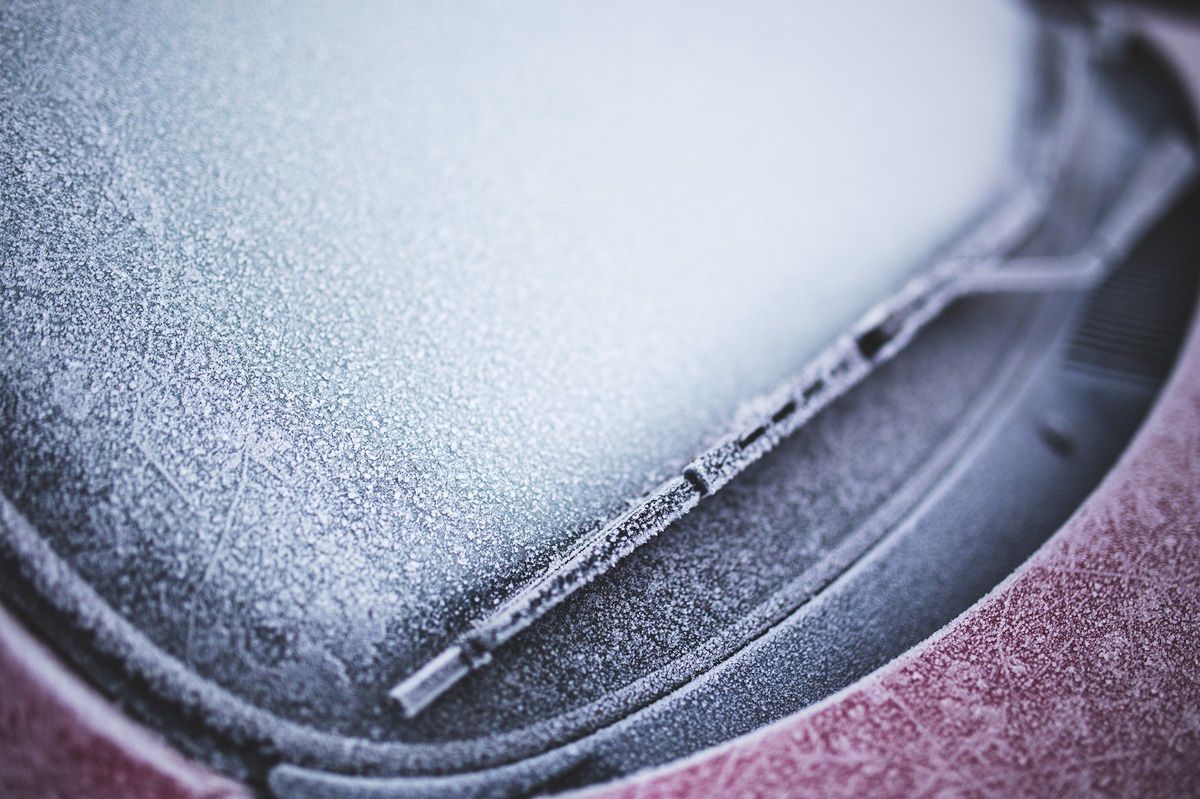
[390,30,1196,718]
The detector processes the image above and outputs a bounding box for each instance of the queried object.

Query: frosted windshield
[2,0,1028,644]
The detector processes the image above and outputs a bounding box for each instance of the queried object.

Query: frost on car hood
[0,0,1026,727]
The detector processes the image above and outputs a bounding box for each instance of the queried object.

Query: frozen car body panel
[0,604,248,799]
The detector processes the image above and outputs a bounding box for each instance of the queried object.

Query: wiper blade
[390,36,1196,718]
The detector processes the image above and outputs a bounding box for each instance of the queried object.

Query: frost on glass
[0,0,1027,675]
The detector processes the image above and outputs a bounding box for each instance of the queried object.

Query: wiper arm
[389,32,1196,718]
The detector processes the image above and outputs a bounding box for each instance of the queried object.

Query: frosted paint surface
[0,1,1025,691]
[0,606,249,799]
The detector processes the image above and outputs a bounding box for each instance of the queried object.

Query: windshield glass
[0,0,1028,669]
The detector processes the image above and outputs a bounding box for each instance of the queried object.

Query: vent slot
[1066,185,1200,382]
